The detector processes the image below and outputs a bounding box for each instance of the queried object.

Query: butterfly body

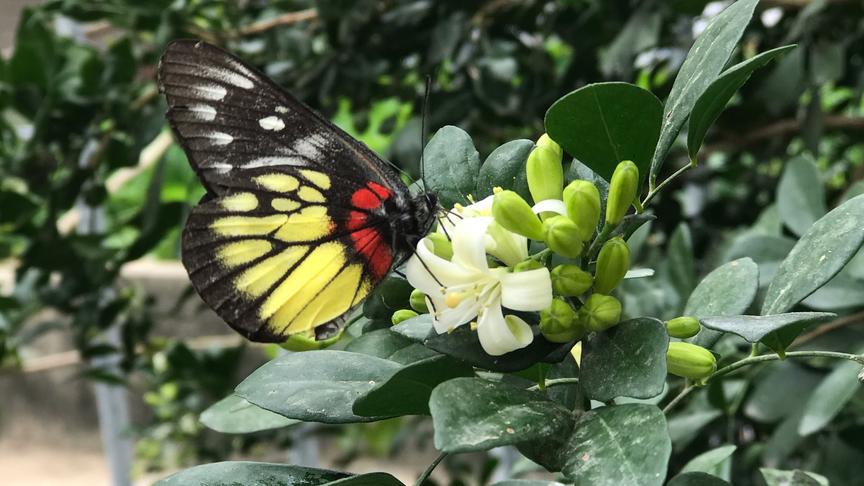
[158,40,436,342]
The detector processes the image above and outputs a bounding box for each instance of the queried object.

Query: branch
[232,8,318,36]
[703,116,864,156]
[792,309,864,347]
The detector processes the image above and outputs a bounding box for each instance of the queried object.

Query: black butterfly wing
[158,40,408,342]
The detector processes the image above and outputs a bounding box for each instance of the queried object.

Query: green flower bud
[666,342,717,382]
[665,316,701,339]
[492,190,545,240]
[580,293,622,332]
[551,264,593,296]
[593,237,630,294]
[281,330,342,351]
[537,133,563,159]
[391,309,419,325]
[605,160,639,225]
[514,259,544,272]
[527,145,564,205]
[540,298,584,343]
[543,216,583,258]
[426,232,453,260]
[409,289,429,313]
[563,180,601,241]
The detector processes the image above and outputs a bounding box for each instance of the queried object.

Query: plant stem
[662,350,864,414]
[586,223,615,260]
[641,162,694,207]
[527,377,580,391]
[414,451,448,486]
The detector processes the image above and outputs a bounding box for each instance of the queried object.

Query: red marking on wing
[350,182,391,210]
[347,210,367,231]
[367,182,391,199]
[350,227,392,280]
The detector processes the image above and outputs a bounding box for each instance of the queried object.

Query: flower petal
[532,199,567,216]
[450,217,493,272]
[500,268,553,311]
[406,238,480,295]
[433,297,479,333]
[486,222,528,267]
[476,298,533,356]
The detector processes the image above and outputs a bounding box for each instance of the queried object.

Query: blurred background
[1,1,863,485]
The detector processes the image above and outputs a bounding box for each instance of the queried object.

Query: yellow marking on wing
[234,246,308,297]
[218,240,272,267]
[297,186,325,203]
[352,278,372,307]
[281,263,364,334]
[221,192,258,212]
[300,170,332,190]
[211,214,287,237]
[254,174,299,193]
[271,198,300,212]
[259,242,344,324]
[273,205,332,242]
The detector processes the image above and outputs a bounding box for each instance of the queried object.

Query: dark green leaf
[545,82,662,184]
[490,482,567,486]
[744,362,822,423]
[723,235,795,286]
[699,312,834,353]
[154,462,349,486]
[200,395,298,434]
[423,125,480,207]
[668,222,695,301]
[353,355,474,417]
[802,271,864,310]
[686,258,759,348]
[475,139,534,200]
[668,410,722,451]
[650,0,759,184]
[760,469,829,486]
[798,356,864,436]
[236,350,401,423]
[391,314,568,372]
[687,45,795,160]
[344,328,437,364]
[429,377,574,453]
[561,404,670,486]
[777,156,826,237]
[581,318,668,401]
[763,195,864,315]
[321,473,406,486]
[667,472,731,486]
[363,276,412,320]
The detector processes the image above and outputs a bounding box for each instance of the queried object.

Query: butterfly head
[391,191,439,253]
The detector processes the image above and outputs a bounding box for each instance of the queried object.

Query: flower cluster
[394,133,715,375]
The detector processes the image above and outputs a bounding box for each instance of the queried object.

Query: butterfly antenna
[420,74,432,188]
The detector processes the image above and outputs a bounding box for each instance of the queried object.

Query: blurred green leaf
[686,258,759,348]
[581,318,668,401]
[200,394,298,434]
[668,222,696,302]
[798,355,864,436]
[321,473,406,486]
[154,462,349,486]
[759,468,829,486]
[545,82,662,184]
[777,156,826,237]
[650,0,758,184]
[680,445,736,476]
[667,473,731,486]
[687,45,795,160]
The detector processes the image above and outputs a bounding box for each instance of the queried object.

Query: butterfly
[158,40,437,342]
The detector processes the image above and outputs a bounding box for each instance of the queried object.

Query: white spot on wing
[195,84,227,101]
[293,135,323,159]
[201,65,254,89]
[210,132,233,145]
[242,156,307,169]
[275,106,289,114]
[188,104,217,121]
[259,116,285,131]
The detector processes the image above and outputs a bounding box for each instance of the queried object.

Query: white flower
[406,216,553,356]
[439,195,527,266]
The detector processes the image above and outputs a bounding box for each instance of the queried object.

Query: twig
[703,116,864,156]
[641,161,695,207]
[232,9,318,37]
[527,377,580,391]
[414,451,448,486]
[662,385,694,414]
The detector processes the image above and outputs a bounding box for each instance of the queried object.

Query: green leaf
[802,271,864,310]
[200,395,298,434]
[154,462,349,486]
[363,276,412,320]
[475,139,534,200]
[423,125,480,207]
[490,482,567,486]
[561,404,671,486]
[668,410,722,451]
[352,355,474,417]
[798,356,864,436]
[744,362,822,423]
[344,328,437,365]
[581,318,668,401]
[392,314,568,372]
[763,195,864,315]
[429,377,574,453]
[650,0,759,184]
[667,472,731,486]
[760,469,829,486]
[687,45,795,160]
[236,350,401,424]
[699,312,834,353]
[321,473,406,486]
[680,445,736,475]
[668,222,696,301]
[723,234,796,286]
[545,82,662,184]
[685,258,759,348]
[777,156,827,237]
